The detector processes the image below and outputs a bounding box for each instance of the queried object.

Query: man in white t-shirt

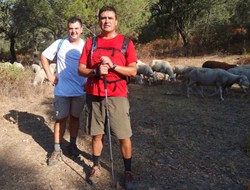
[41,16,87,166]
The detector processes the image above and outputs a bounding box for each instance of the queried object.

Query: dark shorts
[85,95,132,139]
[54,95,86,119]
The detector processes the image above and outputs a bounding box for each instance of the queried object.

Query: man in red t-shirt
[78,5,137,190]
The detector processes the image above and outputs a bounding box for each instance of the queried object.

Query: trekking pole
[103,75,115,188]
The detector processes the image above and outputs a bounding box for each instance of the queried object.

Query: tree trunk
[9,35,17,63]
[178,29,189,47]
[175,20,189,47]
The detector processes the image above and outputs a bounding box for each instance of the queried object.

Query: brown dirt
[0,55,250,190]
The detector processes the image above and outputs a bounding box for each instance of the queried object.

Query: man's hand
[100,56,113,69]
[100,56,113,75]
[48,75,58,86]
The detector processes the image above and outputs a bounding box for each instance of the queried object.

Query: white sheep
[49,63,56,73]
[228,67,250,80]
[238,64,250,69]
[33,69,46,86]
[150,59,175,82]
[186,68,249,101]
[228,66,250,92]
[136,60,157,85]
[31,64,41,73]
[33,63,56,86]
[134,75,144,84]
[173,65,193,79]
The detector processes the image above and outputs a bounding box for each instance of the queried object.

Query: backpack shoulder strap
[53,38,65,62]
[57,38,65,52]
[91,37,97,54]
[121,36,131,84]
[88,37,97,68]
[90,36,129,55]
[121,36,130,55]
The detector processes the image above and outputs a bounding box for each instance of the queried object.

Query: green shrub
[0,65,23,81]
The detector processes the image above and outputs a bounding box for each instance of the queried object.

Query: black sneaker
[68,144,82,158]
[124,171,136,190]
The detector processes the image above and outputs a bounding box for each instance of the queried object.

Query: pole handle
[104,75,107,90]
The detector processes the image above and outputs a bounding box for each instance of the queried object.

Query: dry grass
[0,65,53,103]
[136,39,250,66]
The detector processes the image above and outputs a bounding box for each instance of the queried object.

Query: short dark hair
[98,6,117,20]
[68,16,82,27]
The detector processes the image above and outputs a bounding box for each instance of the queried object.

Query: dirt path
[0,86,136,190]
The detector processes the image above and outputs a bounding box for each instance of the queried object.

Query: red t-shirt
[79,34,137,97]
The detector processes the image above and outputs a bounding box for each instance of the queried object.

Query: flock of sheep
[1,56,250,101]
[135,59,250,101]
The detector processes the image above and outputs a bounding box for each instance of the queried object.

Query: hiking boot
[89,166,101,184]
[68,143,82,158]
[47,150,62,166]
[124,171,136,190]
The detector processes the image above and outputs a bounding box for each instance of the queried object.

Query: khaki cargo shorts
[54,95,86,120]
[85,95,132,139]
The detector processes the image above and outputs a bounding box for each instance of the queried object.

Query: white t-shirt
[42,38,87,96]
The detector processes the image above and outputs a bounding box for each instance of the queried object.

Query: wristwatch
[90,69,96,76]
[112,64,117,70]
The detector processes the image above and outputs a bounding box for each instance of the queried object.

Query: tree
[15,0,157,54]
[0,0,40,62]
[231,0,250,28]
[1,0,157,62]
[191,0,231,46]
[144,0,232,48]
[0,0,19,63]
[29,0,157,38]
[148,0,208,46]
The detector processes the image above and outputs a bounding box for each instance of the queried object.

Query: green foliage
[1,0,250,57]
[191,1,231,44]
[108,0,155,39]
[16,0,156,51]
[0,36,9,52]
[0,0,43,61]
[25,0,68,38]
[61,0,157,39]
[142,0,223,45]
[139,0,250,54]
[139,12,176,42]
[232,0,250,27]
